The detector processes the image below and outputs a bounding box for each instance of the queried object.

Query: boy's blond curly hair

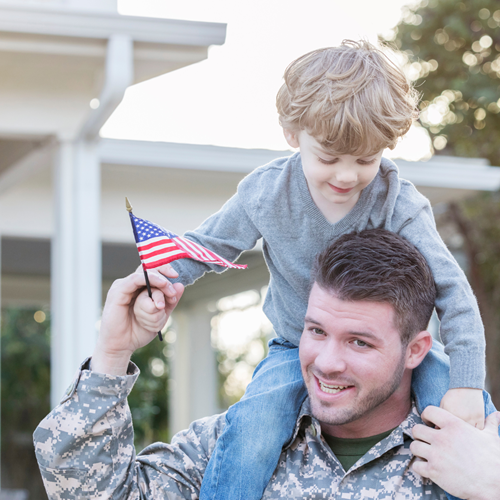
[276,40,419,156]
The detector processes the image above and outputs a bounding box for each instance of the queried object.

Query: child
[134,40,490,500]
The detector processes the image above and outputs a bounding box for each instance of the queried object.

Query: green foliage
[1,307,51,499]
[388,0,500,406]
[387,0,500,165]
[0,306,172,497]
[129,335,171,448]
[461,192,500,300]
[215,329,269,409]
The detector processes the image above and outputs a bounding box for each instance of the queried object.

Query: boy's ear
[405,330,433,370]
[283,128,300,149]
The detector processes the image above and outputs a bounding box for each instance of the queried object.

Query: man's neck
[320,386,413,439]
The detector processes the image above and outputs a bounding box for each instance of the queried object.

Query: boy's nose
[335,168,357,185]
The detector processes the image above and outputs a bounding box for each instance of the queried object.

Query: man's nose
[315,344,347,375]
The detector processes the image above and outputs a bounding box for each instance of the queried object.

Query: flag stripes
[130,213,247,271]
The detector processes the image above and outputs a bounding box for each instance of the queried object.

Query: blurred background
[1,0,500,498]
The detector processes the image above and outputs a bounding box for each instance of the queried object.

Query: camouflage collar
[286,397,423,454]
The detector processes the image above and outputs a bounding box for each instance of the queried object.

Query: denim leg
[412,340,450,414]
[199,339,306,500]
[413,340,498,422]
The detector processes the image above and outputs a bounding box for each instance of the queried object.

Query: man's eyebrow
[304,317,381,341]
[304,316,323,326]
[348,331,379,341]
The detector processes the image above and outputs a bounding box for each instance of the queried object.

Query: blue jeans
[199,338,497,500]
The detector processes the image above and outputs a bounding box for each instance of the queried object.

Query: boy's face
[285,130,383,208]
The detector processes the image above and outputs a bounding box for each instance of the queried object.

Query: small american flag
[130,213,247,270]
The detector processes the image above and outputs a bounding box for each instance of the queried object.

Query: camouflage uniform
[34,359,447,499]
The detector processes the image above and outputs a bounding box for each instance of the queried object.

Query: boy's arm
[170,189,262,287]
[133,189,262,334]
[398,204,485,390]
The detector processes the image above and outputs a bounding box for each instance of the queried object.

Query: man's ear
[283,128,300,148]
[405,331,433,370]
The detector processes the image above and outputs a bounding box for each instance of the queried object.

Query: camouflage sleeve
[33,359,225,499]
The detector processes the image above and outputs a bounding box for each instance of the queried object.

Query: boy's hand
[440,387,485,429]
[92,270,184,376]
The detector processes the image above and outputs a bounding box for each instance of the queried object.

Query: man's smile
[313,373,356,400]
[319,380,350,394]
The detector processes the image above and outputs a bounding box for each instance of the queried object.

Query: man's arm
[410,406,500,500]
[33,271,219,499]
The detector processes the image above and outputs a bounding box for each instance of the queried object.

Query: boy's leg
[412,339,450,414]
[413,340,497,420]
[199,338,306,500]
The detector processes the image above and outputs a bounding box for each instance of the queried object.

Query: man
[33,229,497,499]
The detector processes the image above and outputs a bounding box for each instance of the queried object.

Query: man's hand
[440,387,485,429]
[411,406,500,500]
[92,271,184,376]
[133,264,179,334]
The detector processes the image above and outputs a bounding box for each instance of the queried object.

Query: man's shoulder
[135,411,227,491]
[170,412,227,455]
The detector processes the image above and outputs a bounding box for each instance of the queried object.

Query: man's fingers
[157,263,179,279]
[151,289,166,309]
[135,289,163,315]
[410,439,432,460]
[146,270,177,298]
[484,411,500,435]
[165,283,184,314]
[411,457,431,479]
[412,423,438,444]
[420,405,455,429]
[473,417,485,430]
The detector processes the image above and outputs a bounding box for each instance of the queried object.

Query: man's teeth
[319,381,349,394]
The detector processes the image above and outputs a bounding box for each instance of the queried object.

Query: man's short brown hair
[312,229,436,345]
[276,40,419,156]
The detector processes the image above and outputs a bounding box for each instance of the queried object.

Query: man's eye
[311,327,325,336]
[353,339,370,348]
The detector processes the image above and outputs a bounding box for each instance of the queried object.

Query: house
[1,0,500,437]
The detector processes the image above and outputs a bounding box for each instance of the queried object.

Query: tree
[387,0,500,163]
[386,0,500,407]
[0,306,172,499]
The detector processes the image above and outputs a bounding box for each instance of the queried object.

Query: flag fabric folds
[129,213,247,270]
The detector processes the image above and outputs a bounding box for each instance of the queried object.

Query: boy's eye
[357,159,377,165]
[318,157,338,165]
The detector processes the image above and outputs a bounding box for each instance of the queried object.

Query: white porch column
[50,33,133,407]
[170,304,218,434]
[51,140,101,407]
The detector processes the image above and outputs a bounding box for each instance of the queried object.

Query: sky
[101,0,432,161]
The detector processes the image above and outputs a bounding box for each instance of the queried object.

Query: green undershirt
[322,427,398,472]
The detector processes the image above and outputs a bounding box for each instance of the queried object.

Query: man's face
[300,283,411,437]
